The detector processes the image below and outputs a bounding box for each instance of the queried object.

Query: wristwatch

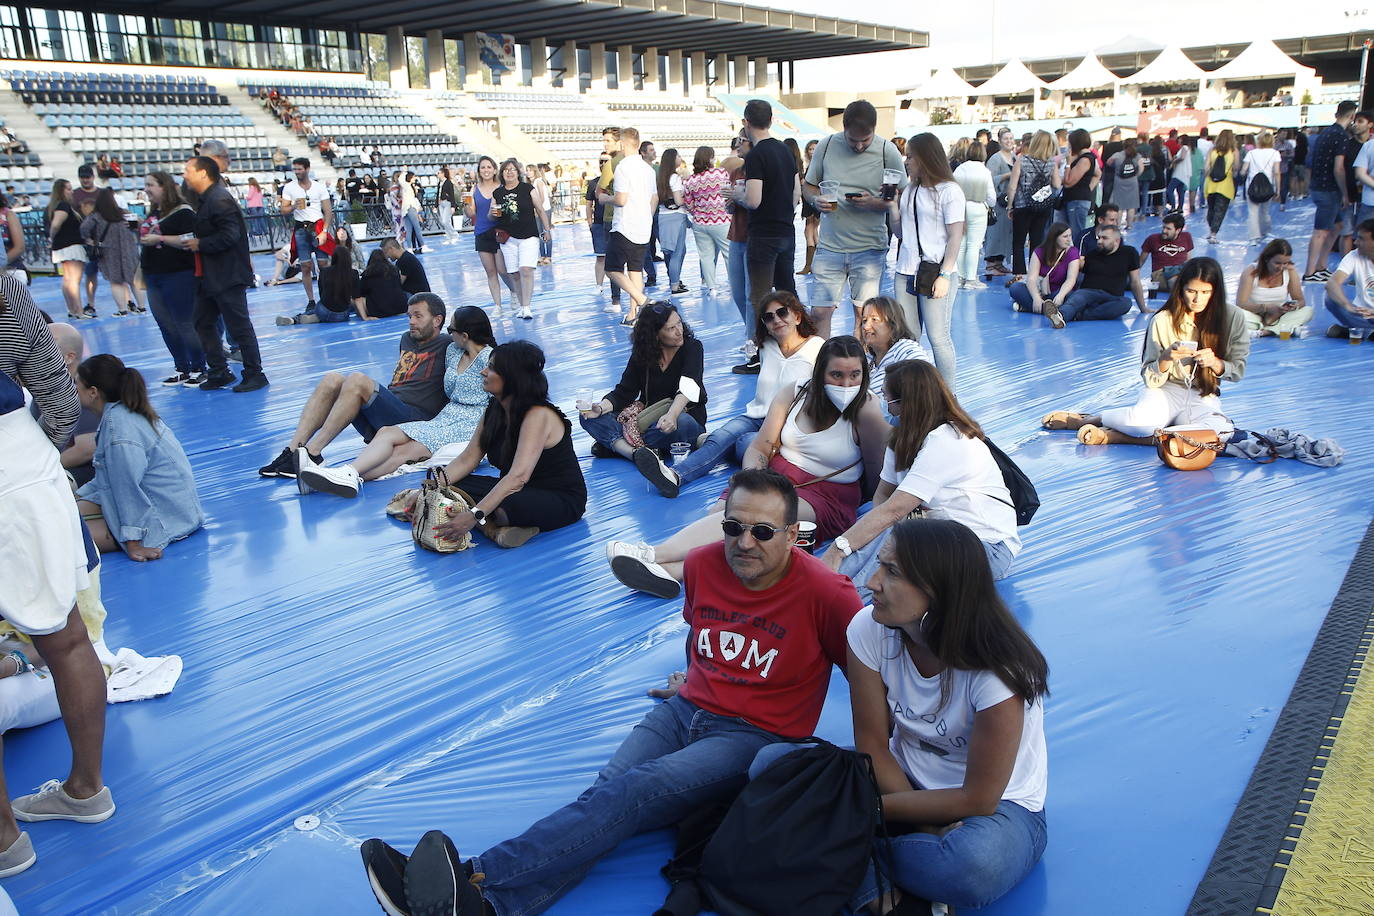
[470,508,487,526]
[834,536,853,557]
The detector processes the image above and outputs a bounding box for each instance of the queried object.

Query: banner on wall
[478,32,516,75]
[1137,109,1208,137]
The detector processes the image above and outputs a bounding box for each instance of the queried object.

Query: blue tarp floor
[5,199,1370,915]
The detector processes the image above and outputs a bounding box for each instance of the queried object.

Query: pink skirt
[721,454,862,542]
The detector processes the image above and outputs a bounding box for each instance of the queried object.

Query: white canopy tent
[973,58,1047,97]
[1207,39,1316,83]
[1048,56,1122,92]
[908,67,977,100]
[1119,46,1207,85]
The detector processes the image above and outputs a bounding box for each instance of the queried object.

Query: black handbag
[906,184,942,297]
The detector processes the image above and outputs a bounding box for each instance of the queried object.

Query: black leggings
[1206,193,1231,235]
[1011,207,1050,275]
[457,474,585,532]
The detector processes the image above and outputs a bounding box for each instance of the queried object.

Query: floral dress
[387,184,405,243]
[397,345,491,454]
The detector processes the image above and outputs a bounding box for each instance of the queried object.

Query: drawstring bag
[410,468,474,553]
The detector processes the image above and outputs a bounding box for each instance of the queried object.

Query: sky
[752,0,1362,92]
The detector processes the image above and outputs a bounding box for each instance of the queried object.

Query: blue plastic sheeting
[5,200,1369,915]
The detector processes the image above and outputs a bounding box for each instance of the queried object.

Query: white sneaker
[298,463,360,498]
[519,306,533,320]
[609,551,681,599]
[964,279,988,290]
[602,302,623,314]
[606,540,655,564]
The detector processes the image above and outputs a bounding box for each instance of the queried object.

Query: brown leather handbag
[1154,427,1224,471]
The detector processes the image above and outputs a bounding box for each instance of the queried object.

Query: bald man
[35,322,100,485]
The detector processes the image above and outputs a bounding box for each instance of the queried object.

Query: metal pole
[1362,39,1371,111]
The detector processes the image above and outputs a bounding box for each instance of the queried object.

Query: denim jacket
[76,403,204,550]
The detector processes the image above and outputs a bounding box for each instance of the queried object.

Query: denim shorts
[1311,189,1342,231]
[808,247,886,310]
[351,383,426,442]
[292,224,324,260]
[590,222,607,255]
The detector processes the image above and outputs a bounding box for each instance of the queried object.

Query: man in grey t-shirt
[803,100,905,337]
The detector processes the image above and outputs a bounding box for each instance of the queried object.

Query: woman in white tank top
[605,336,890,599]
[1236,238,1309,337]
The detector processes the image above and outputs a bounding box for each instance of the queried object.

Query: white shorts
[51,244,87,265]
[0,407,89,635]
[500,234,540,271]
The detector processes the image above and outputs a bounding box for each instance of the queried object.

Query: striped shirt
[682,168,731,226]
[0,274,79,445]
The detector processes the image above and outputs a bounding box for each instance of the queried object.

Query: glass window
[364,33,387,83]
[445,38,461,91]
[0,7,24,59]
[31,8,90,61]
[406,35,425,89]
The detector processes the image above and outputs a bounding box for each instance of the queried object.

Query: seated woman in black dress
[358,249,408,319]
[433,340,587,549]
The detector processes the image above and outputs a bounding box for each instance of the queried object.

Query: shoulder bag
[1154,426,1224,471]
[904,185,942,297]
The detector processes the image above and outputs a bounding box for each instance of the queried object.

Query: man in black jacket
[183,156,268,392]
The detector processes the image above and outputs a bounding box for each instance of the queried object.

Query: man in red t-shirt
[1140,212,1195,290]
[364,469,862,916]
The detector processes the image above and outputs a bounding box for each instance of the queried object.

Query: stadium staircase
[0,89,81,179]
[233,88,337,183]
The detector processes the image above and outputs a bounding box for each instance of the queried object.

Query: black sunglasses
[721,518,789,541]
[760,305,792,322]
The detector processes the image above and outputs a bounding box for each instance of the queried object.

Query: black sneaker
[1302,270,1330,283]
[1327,323,1349,339]
[633,446,680,498]
[228,347,244,363]
[258,447,296,478]
[360,838,411,916]
[199,372,236,390]
[590,442,617,459]
[232,373,269,393]
[160,372,188,386]
[403,830,485,916]
[182,372,208,388]
[671,283,688,294]
[82,305,96,318]
[644,277,658,288]
[304,300,318,315]
[731,355,761,374]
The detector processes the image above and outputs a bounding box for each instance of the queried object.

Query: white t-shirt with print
[280,178,329,223]
[879,424,1020,552]
[847,607,1047,812]
[896,181,966,277]
[658,172,684,214]
[611,155,656,244]
[1337,249,1374,311]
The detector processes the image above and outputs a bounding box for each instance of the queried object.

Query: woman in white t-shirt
[841,517,1048,911]
[1241,132,1281,244]
[888,133,965,389]
[823,358,1020,588]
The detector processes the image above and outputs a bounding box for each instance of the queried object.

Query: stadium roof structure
[71,0,927,60]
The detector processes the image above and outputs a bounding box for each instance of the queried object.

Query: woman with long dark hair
[633,290,822,498]
[356,249,407,320]
[299,304,497,495]
[73,355,203,560]
[491,158,551,320]
[656,147,689,294]
[1008,221,1081,316]
[1237,237,1309,336]
[47,180,89,319]
[138,171,204,384]
[1042,256,1249,445]
[436,166,459,243]
[824,358,1020,588]
[80,188,140,317]
[464,155,518,313]
[428,340,588,548]
[579,301,707,463]
[888,133,965,388]
[682,145,730,293]
[837,517,1047,910]
[1060,128,1098,239]
[607,335,889,599]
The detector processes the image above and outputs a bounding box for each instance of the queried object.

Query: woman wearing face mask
[607,336,889,599]
[859,295,927,422]
[633,291,822,498]
[823,359,1020,591]
[1042,257,1248,446]
[889,133,965,389]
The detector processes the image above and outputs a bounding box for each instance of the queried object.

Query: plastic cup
[881,168,903,201]
[669,442,691,462]
[1350,327,1366,344]
[575,388,594,413]
[818,180,840,209]
[1278,329,1291,340]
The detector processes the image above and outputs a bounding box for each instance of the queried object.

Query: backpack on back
[661,742,886,916]
[1247,169,1275,202]
[1118,155,1138,179]
[1209,153,1228,183]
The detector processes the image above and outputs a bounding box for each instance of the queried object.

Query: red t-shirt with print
[677,542,861,738]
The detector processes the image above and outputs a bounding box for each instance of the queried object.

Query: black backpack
[1209,154,1228,183]
[983,437,1040,525]
[1248,170,1275,202]
[1118,155,1138,179]
[659,742,887,916]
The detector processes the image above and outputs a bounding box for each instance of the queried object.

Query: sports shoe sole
[361,839,411,916]
[633,448,679,498]
[611,555,681,599]
[13,799,115,823]
[404,830,465,916]
[298,469,359,498]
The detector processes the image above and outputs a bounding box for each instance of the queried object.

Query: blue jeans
[144,270,204,373]
[540,212,553,258]
[894,273,958,388]
[1165,178,1187,212]
[671,414,762,485]
[579,411,704,454]
[352,383,426,441]
[810,247,886,318]
[1327,296,1374,330]
[246,206,266,236]
[316,303,350,323]
[727,239,751,334]
[472,695,781,916]
[1064,199,1092,240]
[692,222,728,289]
[1008,281,1038,313]
[292,224,324,261]
[658,210,688,287]
[1060,288,1132,322]
[644,210,659,283]
[402,210,424,249]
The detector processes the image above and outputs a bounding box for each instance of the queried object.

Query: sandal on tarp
[1042,411,1089,430]
[1077,424,1109,446]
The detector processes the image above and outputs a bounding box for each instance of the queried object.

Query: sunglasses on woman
[721,518,790,541]
[760,305,792,322]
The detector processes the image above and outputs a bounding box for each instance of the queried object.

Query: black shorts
[605,231,646,273]
[474,228,500,254]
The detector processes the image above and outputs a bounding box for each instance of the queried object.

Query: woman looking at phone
[1041,257,1249,446]
[1236,238,1309,338]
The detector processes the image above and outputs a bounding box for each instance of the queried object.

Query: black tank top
[488,404,587,509]
[1061,153,1097,202]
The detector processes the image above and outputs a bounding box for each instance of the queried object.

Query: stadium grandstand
[0,2,1371,916]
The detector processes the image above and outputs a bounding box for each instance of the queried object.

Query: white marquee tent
[909,67,977,100]
[1119,46,1207,85]
[973,58,1046,96]
[1207,39,1316,82]
[1049,55,1122,92]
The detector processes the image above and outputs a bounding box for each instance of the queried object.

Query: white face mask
[825,384,861,411]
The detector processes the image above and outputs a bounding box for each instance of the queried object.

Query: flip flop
[1077,424,1109,446]
[1042,411,1088,431]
